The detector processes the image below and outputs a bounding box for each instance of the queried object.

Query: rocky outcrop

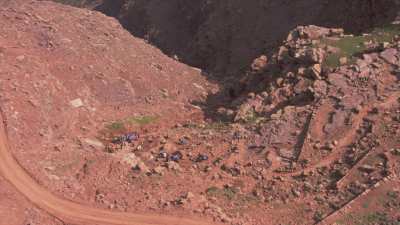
[232,24,400,122]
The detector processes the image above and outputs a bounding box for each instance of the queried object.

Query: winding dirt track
[0,117,215,225]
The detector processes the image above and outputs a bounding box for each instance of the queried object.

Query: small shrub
[106,121,125,131]
[206,186,220,195]
[126,116,158,126]
[321,24,400,69]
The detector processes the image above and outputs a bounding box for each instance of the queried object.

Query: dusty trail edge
[0,114,217,225]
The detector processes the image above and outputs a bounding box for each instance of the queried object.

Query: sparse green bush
[322,24,400,68]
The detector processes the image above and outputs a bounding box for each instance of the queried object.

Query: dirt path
[0,116,216,225]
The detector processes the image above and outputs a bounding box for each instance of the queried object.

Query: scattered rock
[234,103,254,122]
[153,166,165,175]
[70,98,84,108]
[84,138,105,149]
[205,204,232,223]
[382,42,390,48]
[391,148,400,156]
[339,57,348,65]
[122,153,150,174]
[292,189,301,197]
[380,48,398,65]
[251,55,268,72]
[310,64,322,80]
[298,25,332,40]
[185,191,195,200]
[167,161,182,171]
[16,55,25,62]
[276,78,284,86]
[358,164,375,173]
[178,137,190,145]
[158,151,168,159]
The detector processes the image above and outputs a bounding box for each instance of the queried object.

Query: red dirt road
[0,116,216,225]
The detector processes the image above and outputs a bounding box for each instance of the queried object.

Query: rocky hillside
[0,1,215,224]
[208,24,400,225]
[97,0,400,76]
[0,1,400,225]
